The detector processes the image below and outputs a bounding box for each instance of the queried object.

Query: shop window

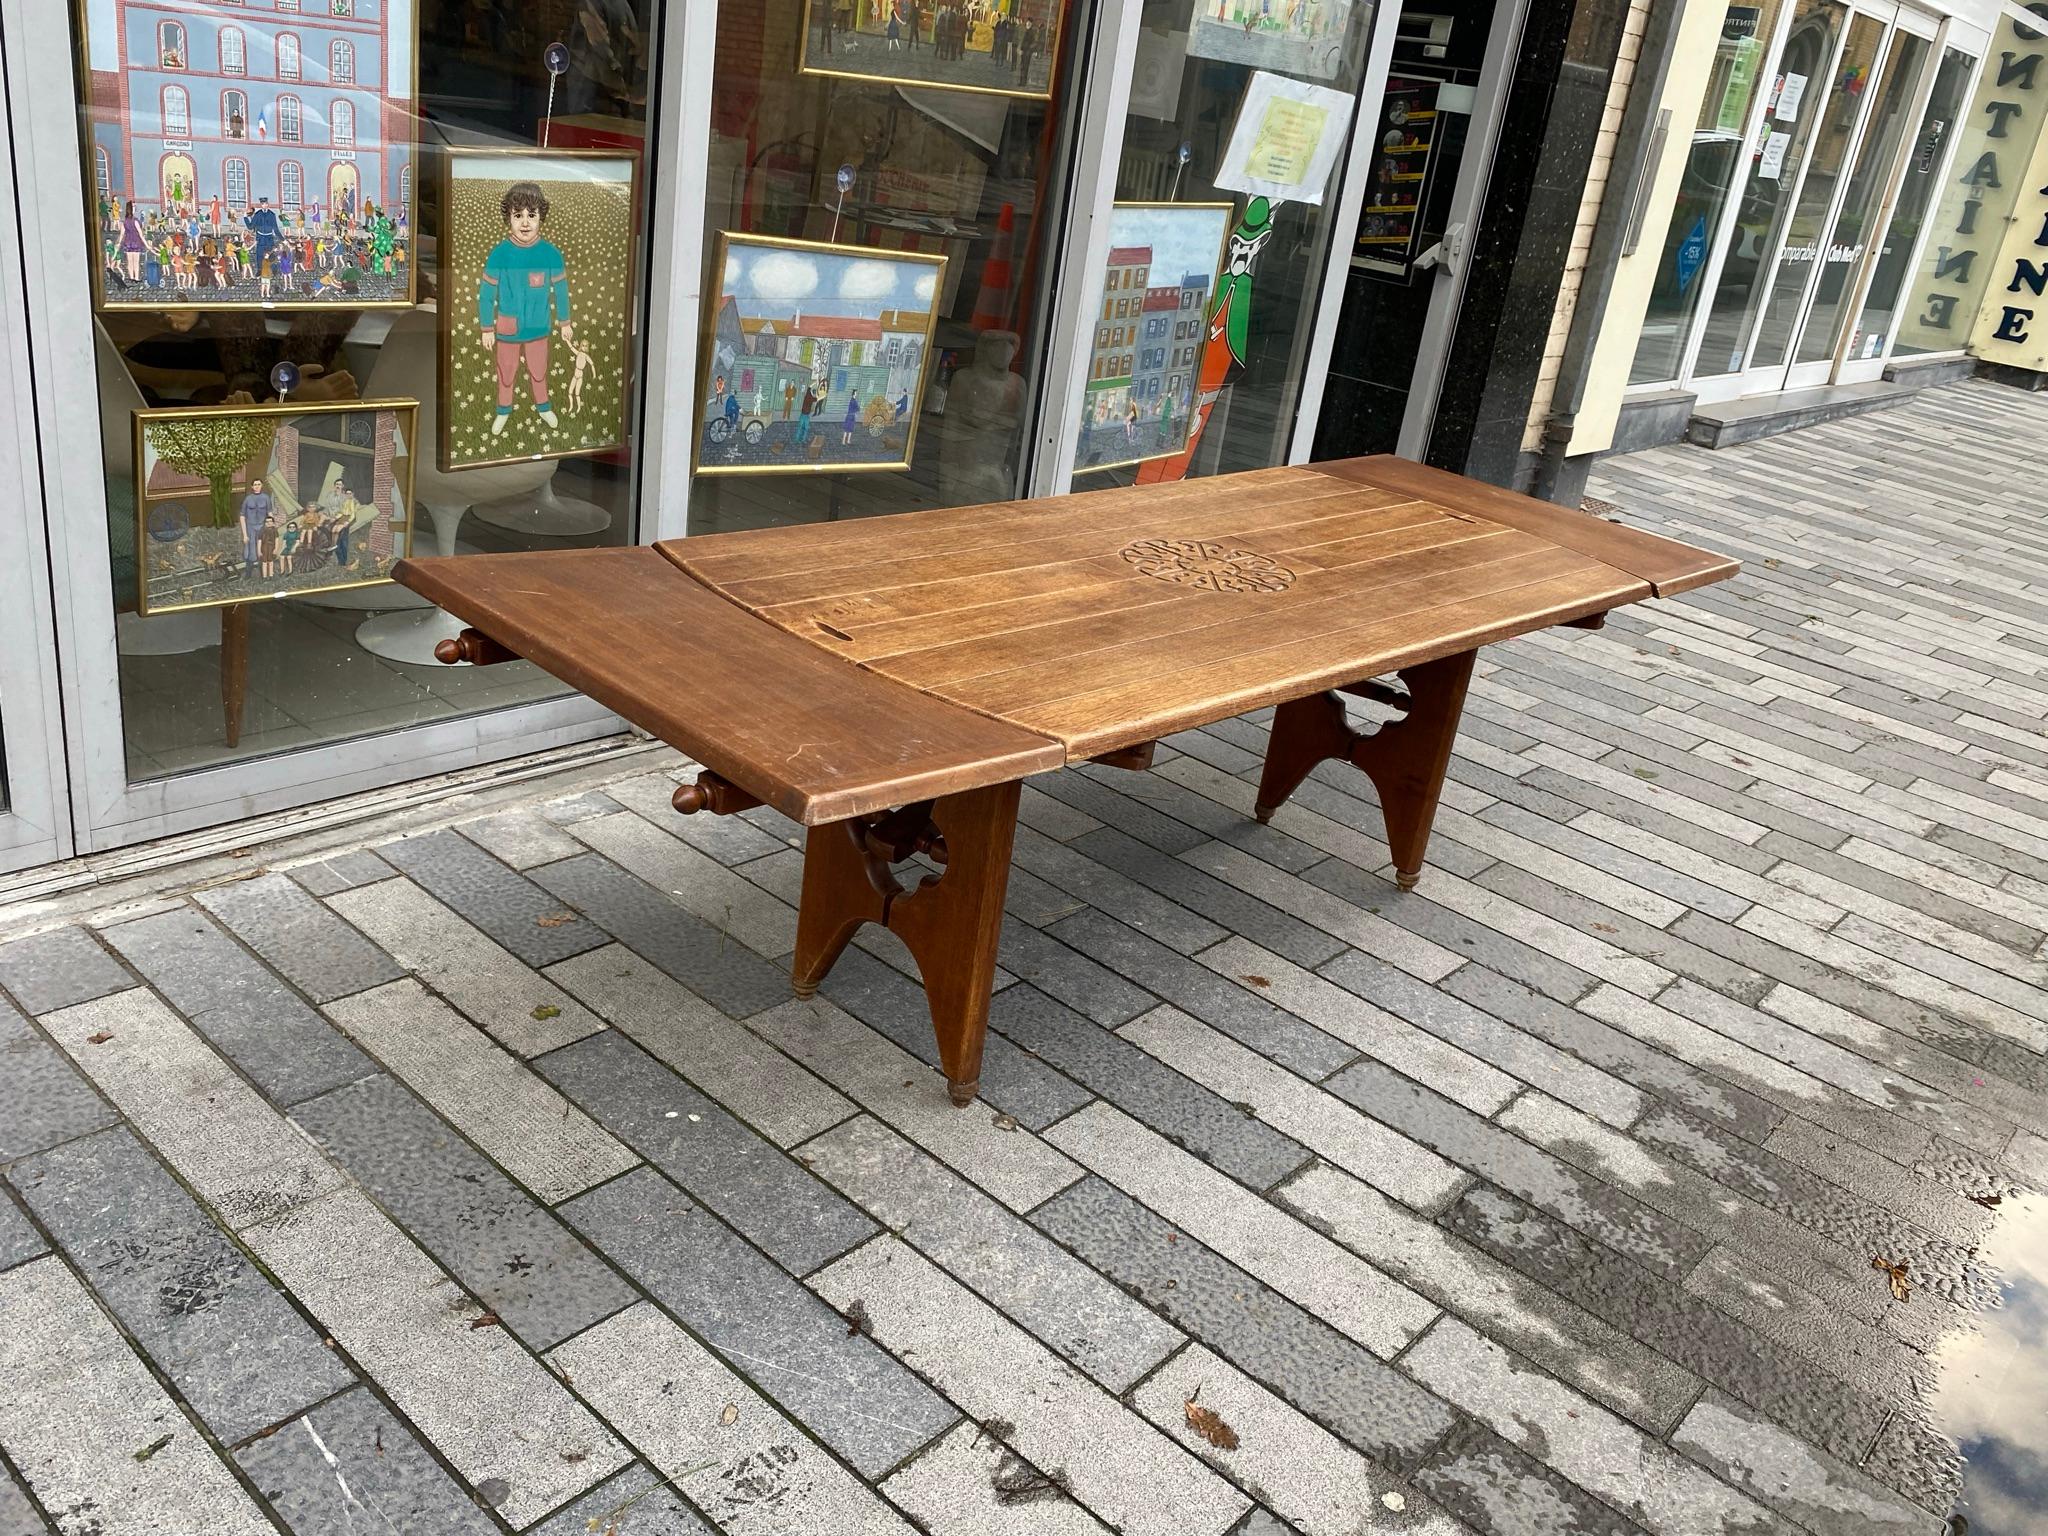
[278,33,301,81]
[161,84,189,139]
[157,21,186,68]
[220,27,247,75]
[277,93,302,143]
[331,39,355,84]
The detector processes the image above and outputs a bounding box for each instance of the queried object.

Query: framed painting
[697,233,945,477]
[439,148,640,471]
[133,398,417,615]
[79,0,418,311]
[1186,0,1362,83]
[799,0,1067,102]
[1072,202,1233,476]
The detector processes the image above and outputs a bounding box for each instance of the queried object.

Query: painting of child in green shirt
[478,181,575,439]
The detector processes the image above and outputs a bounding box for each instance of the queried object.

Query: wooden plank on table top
[761,553,1142,638]
[1314,456,1741,597]
[942,537,1594,718]
[694,483,1427,613]
[870,526,1527,689]
[390,548,1065,825]
[1007,566,1651,757]
[669,464,1362,586]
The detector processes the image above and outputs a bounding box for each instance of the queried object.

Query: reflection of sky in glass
[1929,1192,2048,1534]
[1107,204,1233,289]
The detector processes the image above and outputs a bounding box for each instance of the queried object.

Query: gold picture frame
[76,0,421,313]
[1072,201,1235,477]
[797,0,1068,103]
[696,231,946,478]
[438,146,642,472]
[132,397,419,615]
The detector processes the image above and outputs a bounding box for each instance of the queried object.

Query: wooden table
[396,456,1736,1107]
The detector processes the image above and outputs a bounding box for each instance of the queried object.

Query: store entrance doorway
[1313,0,1525,460]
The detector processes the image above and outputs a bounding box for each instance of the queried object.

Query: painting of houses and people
[133,400,416,614]
[1187,0,1361,81]
[440,149,639,470]
[699,235,945,476]
[1073,202,1232,475]
[801,0,1067,101]
[83,0,415,309]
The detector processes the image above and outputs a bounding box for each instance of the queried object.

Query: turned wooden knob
[433,628,517,666]
[672,780,713,815]
[671,772,764,818]
[433,637,463,665]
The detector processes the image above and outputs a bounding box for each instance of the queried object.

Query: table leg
[792,779,1022,1107]
[1254,648,1475,891]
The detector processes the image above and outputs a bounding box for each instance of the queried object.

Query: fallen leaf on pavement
[719,1403,740,1426]
[470,1312,503,1330]
[842,1298,873,1338]
[86,1032,114,1045]
[536,912,578,928]
[1184,1388,1239,1451]
[1872,1255,1911,1303]
[532,1004,562,1020]
[133,1434,173,1463]
[1238,974,1271,989]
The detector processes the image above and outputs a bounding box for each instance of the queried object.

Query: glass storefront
[78,0,661,781]
[1866,44,1975,357]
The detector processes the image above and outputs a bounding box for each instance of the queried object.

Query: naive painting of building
[85,0,414,307]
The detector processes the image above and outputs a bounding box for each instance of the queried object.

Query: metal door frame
[0,14,74,873]
[1394,0,1533,459]
[0,0,710,854]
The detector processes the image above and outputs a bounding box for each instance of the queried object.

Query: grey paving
[558,1165,956,1478]
[5,382,2046,1535]
[290,1073,638,1350]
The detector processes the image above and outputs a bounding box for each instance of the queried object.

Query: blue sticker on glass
[1675,215,1708,296]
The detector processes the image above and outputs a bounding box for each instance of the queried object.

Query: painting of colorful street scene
[1074,202,1232,476]
[699,235,945,476]
[83,0,414,308]
[801,0,1066,100]
[134,401,416,614]
[1188,0,1361,81]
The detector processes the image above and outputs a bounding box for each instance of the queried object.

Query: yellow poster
[1244,98,1331,187]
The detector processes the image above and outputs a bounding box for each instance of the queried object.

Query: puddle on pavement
[1928,1190,2048,1534]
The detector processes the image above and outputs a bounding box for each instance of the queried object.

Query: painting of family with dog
[440,149,638,471]
[698,234,945,476]
[133,400,416,614]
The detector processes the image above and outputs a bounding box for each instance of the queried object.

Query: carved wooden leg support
[792,780,1022,1108]
[1254,649,1476,891]
[221,603,250,749]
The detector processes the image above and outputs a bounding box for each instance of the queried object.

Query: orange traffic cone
[970,201,1015,331]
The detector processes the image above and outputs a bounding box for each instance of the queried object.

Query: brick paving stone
[244,1186,629,1524]
[812,1237,1250,1536]
[193,872,406,1003]
[1031,768,1213,855]
[531,852,794,1019]
[377,827,610,967]
[0,1257,275,1534]
[526,1464,716,1536]
[747,996,1080,1210]
[535,1029,877,1274]
[1276,1162,1697,1434]
[39,989,346,1231]
[1017,828,1230,954]
[1031,1176,1457,1474]
[880,1421,1111,1535]
[1047,910,1358,1078]
[0,1462,47,1536]
[559,1165,955,1477]
[325,978,637,1203]
[988,984,1312,1189]
[0,927,133,1017]
[993,916,1154,1024]
[547,944,851,1147]
[1860,1410,1964,1517]
[0,1189,45,1273]
[1671,1392,1937,1536]
[821,947,1092,1131]
[9,1127,352,1444]
[1759,1118,1995,1247]
[291,1073,638,1350]
[613,772,796,864]
[1130,1344,1466,1536]
[282,848,396,897]
[1046,1102,1438,1358]
[1318,951,1643,1127]
[235,1387,500,1536]
[1398,1320,1782,1536]
[541,788,625,823]
[100,907,372,1103]
[1324,1062,1710,1278]
[569,809,800,960]
[326,876,606,1057]
[1117,1006,1466,1211]
[797,1115,1181,1391]
[1413,1419,1647,1536]
[1002,865,1090,926]
[1019,783,1103,842]
[454,805,587,869]
[547,1301,922,1535]
[0,995,116,1162]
